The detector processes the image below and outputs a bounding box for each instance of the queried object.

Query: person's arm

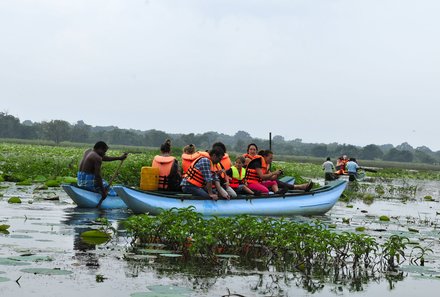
[102,152,128,162]
[256,168,281,181]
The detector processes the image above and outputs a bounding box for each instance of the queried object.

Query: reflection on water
[1,181,440,296]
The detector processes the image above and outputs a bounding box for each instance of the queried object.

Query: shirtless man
[77,141,127,199]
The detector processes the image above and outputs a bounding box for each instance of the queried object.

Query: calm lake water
[1,179,440,297]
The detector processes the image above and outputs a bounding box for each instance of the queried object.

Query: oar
[96,159,125,208]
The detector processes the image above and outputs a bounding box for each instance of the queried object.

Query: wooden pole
[269,132,272,151]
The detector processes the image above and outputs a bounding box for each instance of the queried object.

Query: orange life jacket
[245,155,268,184]
[181,152,201,175]
[335,158,349,175]
[186,156,217,188]
[195,151,230,181]
[229,166,246,189]
[152,155,177,190]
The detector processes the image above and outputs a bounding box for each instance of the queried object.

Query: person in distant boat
[346,158,360,181]
[226,156,259,195]
[322,157,336,182]
[243,143,258,166]
[245,149,313,194]
[335,155,349,175]
[77,141,128,199]
[180,147,225,200]
[151,139,181,191]
[181,144,199,175]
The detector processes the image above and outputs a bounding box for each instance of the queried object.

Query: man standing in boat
[346,158,360,182]
[322,157,336,183]
[77,141,128,199]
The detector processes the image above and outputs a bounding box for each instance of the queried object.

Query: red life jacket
[186,156,217,188]
[152,155,177,190]
[245,155,268,184]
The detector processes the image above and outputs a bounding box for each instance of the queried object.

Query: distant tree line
[1,112,439,164]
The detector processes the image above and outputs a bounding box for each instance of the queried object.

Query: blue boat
[113,179,347,216]
[61,184,127,209]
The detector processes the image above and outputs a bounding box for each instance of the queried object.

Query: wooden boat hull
[113,180,347,216]
[61,184,127,209]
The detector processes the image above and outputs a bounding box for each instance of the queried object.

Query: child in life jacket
[226,156,260,196]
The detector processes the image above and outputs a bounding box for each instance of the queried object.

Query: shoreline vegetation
[1,141,440,187]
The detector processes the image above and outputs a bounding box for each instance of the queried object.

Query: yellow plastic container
[140,166,159,191]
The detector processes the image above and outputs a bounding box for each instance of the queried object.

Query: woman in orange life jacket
[151,139,181,191]
[243,143,258,166]
[180,147,225,200]
[225,156,259,195]
[181,144,200,175]
[246,149,313,194]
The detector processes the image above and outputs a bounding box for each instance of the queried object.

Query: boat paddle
[96,158,125,208]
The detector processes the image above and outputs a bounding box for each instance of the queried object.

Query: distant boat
[62,184,127,209]
[113,179,348,216]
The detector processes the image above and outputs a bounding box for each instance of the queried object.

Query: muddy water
[1,181,440,297]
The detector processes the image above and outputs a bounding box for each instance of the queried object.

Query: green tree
[360,144,384,160]
[41,120,71,144]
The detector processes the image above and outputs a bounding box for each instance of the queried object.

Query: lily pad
[0,276,9,282]
[0,224,10,231]
[8,197,22,204]
[131,285,193,297]
[81,236,109,245]
[379,215,390,222]
[138,249,175,255]
[159,253,182,258]
[355,227,366,232]
[0,258,31,266]
[8,255,52,262]
[81,230,111,238]
[217,254,240,259]
[45,180,61,187]
[408,228,419,233]
[20,268,73,275]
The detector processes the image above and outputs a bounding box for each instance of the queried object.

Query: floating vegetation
[7,197,21,204]
[0,224,10,231]
[20,268,73,275]
[0,258,31,266]
[379,215,390,222]
[131,285,193,297]
[124,207,420,279]
[423,195,434,201]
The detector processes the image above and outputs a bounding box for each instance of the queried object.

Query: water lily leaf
[20,268,73,275]
[80,230,110,238]
[0,276,9,282]
[216,254,240,259]
[0,258,31,266]
[379,215,390,222]
[45,180,61,187]
[9,234,33,239]
[355,227,366,232]
[159,253,182,258]
[138,249,175,254]
[8,197,21,204]
[8,255,52,262]
[408,228,419,233]
[81,236,109,245]
[131,285,193,297]
[0,224,10,231]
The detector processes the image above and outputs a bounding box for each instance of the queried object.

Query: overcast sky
[1,0,439,150]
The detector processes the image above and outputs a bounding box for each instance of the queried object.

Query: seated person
[180,147,226,200]
[246,149,313,194]
[243,143,258,166]
[77,141,127,199]
[181,144,200,175]
[226,156,259,195]
[151,139,181,191]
